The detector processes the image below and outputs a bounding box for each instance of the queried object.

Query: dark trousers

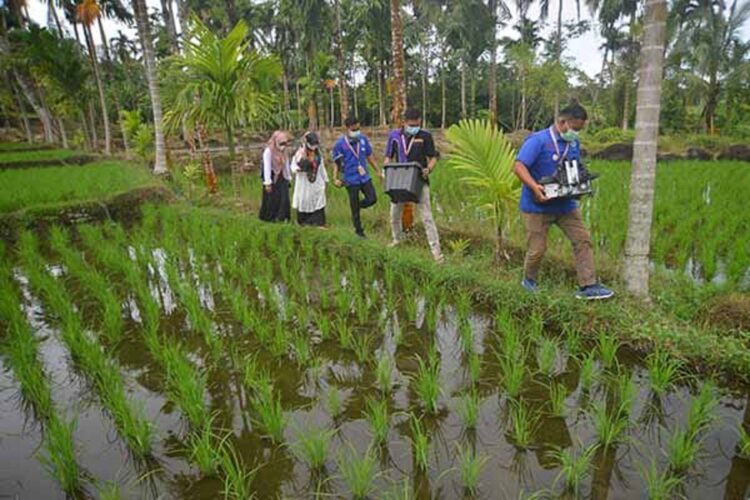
[259,179,291,222]
[346,180,377,235]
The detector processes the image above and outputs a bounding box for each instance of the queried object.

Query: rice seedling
[591,401,629,450]
[251,390,288,444]
[38,416,82,496]
[325,386,345,419]
[507,401,538,450]
[291,334,312,367]
[161,343,210,429]
[291,426,336,471]
[405,292,420,326]
[562,325,583,357]
[409,416,430,471]
[269,323,289,359]
[614,372,637,421]
[737,425,750,459]
[96,481,122,500]
[375,352,394,395]
[459,321,475,356]
[220,445,258,500]
[337,444,380,500]
[666,428,702,474]
[425,298,442,332]
[548,443,597,495]
[413,348,442,414]
[548,383,567,417]
[315,314,332,340]
[685,381,719,438]
[578,352,598,393]
[352,332,374,365]
[641,459,683,500]
[189,414,228,476]
[455,291,472,326]
[457,390,481,430]
[455,443,489,496]
[335,318,354,351]
[596,331,619,371]
[467,352,481,387]
[497,350,526,400]
[647,349,683,397]
[364,397,390,444]
[536,337,559,377]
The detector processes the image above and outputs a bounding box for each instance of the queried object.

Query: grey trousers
[390,185,443,259]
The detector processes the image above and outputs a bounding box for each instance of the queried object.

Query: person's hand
[334,179,343,188]
[532,184,549,203]
[422,167,430,180]
[264,185,272,194]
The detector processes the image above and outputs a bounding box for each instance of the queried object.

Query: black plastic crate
[384,162,424,203]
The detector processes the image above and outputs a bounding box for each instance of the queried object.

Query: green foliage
[413,348,442,414]
[445,119,521,249]
[549,443,597,495]
[291,426,335,470]
[337,445,380,500]
[364,397,390,444]
[456,444,489,496]
[409,416,430,471]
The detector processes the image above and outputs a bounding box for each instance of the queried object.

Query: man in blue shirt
[513,104,614,300]
[332,116,384,237]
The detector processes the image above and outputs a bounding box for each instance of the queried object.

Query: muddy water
[2,254,750,499]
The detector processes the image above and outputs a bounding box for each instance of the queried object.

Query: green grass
[0,161,160,213]
[337,445,380,500]
[0,148,84,163]
[737,425,750,459]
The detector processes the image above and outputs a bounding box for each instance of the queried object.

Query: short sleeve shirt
[332,135,373,186]
[385,129,438,183]
[516,127,579,214]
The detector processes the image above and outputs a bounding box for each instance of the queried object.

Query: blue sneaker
[521,278,539,293]
[576,283,615,300]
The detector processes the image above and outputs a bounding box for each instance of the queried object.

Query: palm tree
[163,16,280,189]
[445,119,521,261]
[133,0,168,174]
[671,0,750,134]
[623,0,668,299]
[390,0,407,123]
[77,0,112,154]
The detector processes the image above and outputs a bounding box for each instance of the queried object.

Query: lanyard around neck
[549,126,570,163]
[345,138,360,158]
[401,133,416,157]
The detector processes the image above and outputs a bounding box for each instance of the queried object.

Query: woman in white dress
[291,132,328,226]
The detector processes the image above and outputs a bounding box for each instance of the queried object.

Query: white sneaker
[388,240,400,248]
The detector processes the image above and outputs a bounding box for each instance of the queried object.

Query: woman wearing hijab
[259,130,292,222]
[291,132,328,226]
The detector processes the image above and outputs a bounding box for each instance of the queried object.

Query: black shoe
[356,232,366,238]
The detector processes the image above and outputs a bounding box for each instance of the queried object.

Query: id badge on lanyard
[549,126,570,164]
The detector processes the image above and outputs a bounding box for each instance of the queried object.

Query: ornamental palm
[163,16,280,158]
[445,119,521,261]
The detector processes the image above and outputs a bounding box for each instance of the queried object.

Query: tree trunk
[623,0,668,299]
[441,66,446,130]
[49,1,63,35]
[134,0,168,174]
[554,0,563,117]
[621,78,630,130]
[378,62,386,127]
[57,117,69,148]
[470,70,476,118]
[84,23,112,155]
[282,66,291,124]
[8,75,33,143]
[88,99,98,148]
[224,0,238,29]
[295,80,303,130]
[160,0,179,53]
[421,42,427,124]
[352,75,359,118]
[14,71,54,143]
[333,0,349,123]
[176,0,189,40]
[488,0,498,124]
[521,73,527,129]
[389,0,406,124]
[97,16,111,63]
[197,122,218,193]
[329,87,335,130]
[72,20,82,45]
[460,60,467,118]
[79,109,92,150]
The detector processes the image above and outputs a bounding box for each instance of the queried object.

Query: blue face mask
[405,126,421,136]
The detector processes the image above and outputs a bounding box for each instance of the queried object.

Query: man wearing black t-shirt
[384,108,444,262]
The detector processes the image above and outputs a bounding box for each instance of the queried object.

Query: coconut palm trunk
[389,0,406,124]
[82,22,112,154]
[14,71,55,143]
[333,0,349,123]
[134,0,168,174]
[623,0,668,299]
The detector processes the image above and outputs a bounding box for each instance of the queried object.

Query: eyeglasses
[278,142,288,146]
